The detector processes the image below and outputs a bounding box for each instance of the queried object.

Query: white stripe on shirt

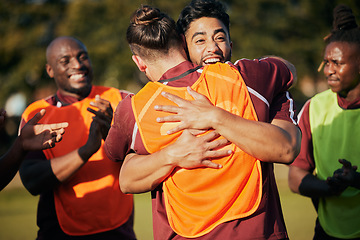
[246,86,270,108]
[130,123,138,151]
[286,91,297,125]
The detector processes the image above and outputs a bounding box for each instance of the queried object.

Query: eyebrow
[191,28,227,41]
[56,50,87,61]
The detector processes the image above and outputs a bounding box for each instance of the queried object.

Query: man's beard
[65,84,92,98]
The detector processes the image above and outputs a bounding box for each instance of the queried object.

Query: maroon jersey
[105,58,297,240]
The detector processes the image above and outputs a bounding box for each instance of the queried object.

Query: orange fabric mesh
[22,86,133,235]
[132,63,262,237]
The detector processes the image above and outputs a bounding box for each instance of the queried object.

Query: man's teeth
[204,58,220,64]
[70,74,85,80]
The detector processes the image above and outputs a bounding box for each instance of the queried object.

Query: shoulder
[309,89,335,111]
[311,89,333,101]
[297,99,311,124]
[232,57,290,80]
[114,94,134,123]
[93,85,134,98]
[232,57,294,100]
[22,99,51,121]
[119,90,134,99]
[233,57,286,68]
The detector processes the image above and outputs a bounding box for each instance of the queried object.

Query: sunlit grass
[0,166,316,240]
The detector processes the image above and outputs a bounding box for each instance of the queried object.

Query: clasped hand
[326,159,359,195]
[87,95,113,141]
[83,95,113,156]
[155,86,218,135]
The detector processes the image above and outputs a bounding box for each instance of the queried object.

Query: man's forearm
[299,174,337,198]
[0,137,27,191]
[20,149,88,195]
[211,108,300,164]
[289,166,337,198]
[120,151,175,194]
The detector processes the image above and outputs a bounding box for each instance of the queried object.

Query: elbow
[26,186,41,196]
[20,175,41,196]
[274,142,300,165]
[119,170,157,194]
[119,174,131,194]
[283,145,300,165]
[119,170,137,194]
[119,181,132,195]
[280,130,302,165]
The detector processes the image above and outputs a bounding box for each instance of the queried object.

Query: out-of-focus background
[1,0,359,239]
[0,165,317,240]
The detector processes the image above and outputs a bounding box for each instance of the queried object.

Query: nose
[70,57,83,69]
[324,63,335,76]
[206,40,221,53]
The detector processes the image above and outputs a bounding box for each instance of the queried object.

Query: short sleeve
[291,100,315,172]
[104,96,135,162]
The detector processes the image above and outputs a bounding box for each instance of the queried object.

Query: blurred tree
[1,0,360,151]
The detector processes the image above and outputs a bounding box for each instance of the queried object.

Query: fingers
[165,123,187,135]
[160,91,188,106]
[204,148,232,160]
[42,128,65,149]
[54,133,63,143]
[87,107,112,122]
[339,159,352,168]
[91,115,111,128]
[48,122,69,130]
[201,160,222,169]
[207,138,231,151]
[155,104,180,114]
[199,131,221,142]
[156,114,180,123]
[27,109,46,125]
[89,95,113,116]
[87,107,98,115]
[187,86,205,100]
[87,95,113,124]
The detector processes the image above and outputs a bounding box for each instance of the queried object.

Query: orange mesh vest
[22,86,133,236]
[132,63,262,238]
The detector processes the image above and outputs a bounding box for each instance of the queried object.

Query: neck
[147,49,188,81]
[339,83,360,102]
[58,85,92,101]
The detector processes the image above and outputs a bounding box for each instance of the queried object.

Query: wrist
[15,136,28,155]
[162,144,181,168]
[210,107,225,130]
[350,172,360,189]
[299,174,335,197]
[78,145,95,162]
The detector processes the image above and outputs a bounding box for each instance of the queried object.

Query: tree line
[0,0,359,152]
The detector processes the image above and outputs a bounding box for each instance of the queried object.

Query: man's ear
[181,34,188,51]
[132,55,147,72]
[180,34,191,61]
[46,64,54,78]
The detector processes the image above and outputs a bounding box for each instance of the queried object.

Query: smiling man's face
[46,37,93,98]
[184,17,232,66]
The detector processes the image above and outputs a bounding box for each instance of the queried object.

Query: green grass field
[0,165,316,240]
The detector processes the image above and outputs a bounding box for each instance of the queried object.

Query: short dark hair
[176,0,230,39]
[325,4,360,45]
[126,5,182,57]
